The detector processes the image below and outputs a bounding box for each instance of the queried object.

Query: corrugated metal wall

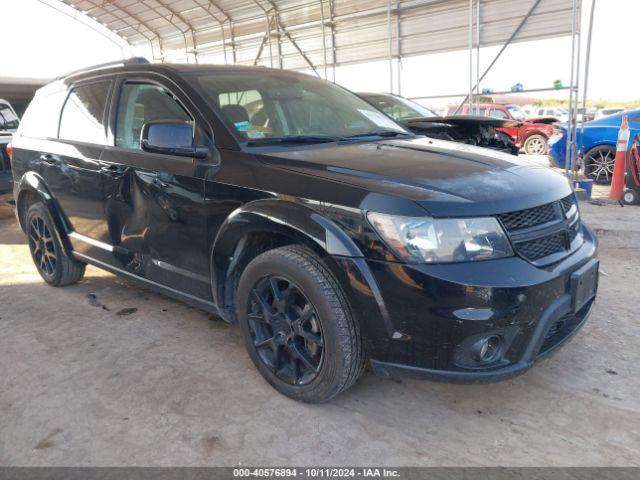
[62,0,578,72]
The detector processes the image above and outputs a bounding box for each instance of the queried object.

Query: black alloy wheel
[25,202,85,286]
[237,245,366,402]
[247,275,324,386]
[28,214,57,280]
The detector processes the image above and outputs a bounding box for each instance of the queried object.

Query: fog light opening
[475,335,503,364]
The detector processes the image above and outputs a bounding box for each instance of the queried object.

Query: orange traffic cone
[610,115,629,201]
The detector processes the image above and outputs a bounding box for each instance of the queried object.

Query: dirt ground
[0,183,639,467]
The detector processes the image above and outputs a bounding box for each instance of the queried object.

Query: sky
[1,0,637,105]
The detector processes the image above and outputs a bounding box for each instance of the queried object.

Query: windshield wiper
[246,134,342,146]
[341,130,413,140]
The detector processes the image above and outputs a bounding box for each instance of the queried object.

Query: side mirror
[140,121,208,158]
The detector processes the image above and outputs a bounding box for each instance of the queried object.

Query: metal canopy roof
[60,0,577,73]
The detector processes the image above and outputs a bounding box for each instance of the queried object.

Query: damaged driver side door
[97,76,216,301]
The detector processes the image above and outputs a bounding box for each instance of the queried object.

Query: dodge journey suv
[9,58,598,402]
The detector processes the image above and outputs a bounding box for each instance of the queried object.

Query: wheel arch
[15,171,74,256]
[210,199,363,323]
[583,141,616,155]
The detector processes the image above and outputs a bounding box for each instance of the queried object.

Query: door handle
[40,154,58,164]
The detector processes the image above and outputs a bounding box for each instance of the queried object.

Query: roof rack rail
[55,57,150,80]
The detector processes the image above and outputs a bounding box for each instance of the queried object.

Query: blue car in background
[548,108,640,184]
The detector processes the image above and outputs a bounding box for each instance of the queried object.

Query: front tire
[26,202,85,286]
[523,134,548,155]
[236,245,366,403]
[583,145,616,184]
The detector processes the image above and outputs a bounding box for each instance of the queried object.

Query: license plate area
[571,259,599,312]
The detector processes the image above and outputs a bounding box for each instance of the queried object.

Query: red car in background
[447,104,557,155]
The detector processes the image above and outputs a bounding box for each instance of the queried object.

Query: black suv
[9,59,598,402]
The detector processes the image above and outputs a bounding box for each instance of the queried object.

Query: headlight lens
[367,212,513,263]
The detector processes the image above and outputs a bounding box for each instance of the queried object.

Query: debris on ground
[116,307,138,316]
[87,293,101,307]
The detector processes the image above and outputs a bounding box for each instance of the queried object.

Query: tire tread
[238,245,366,402]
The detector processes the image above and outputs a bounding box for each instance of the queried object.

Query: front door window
[115,82,192,150]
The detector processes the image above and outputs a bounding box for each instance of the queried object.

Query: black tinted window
[18,87,67,139]
[0,104,19,130]
[115,82,191,150]
[59,81,111,144]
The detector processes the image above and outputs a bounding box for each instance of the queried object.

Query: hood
[256,137,571,217]
[525,116,559,125]
[406,115,521,129]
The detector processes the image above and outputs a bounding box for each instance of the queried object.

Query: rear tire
[523,134,548,155]
[236,245,366,403]
[583,145,616,184]
[26,202,85,286]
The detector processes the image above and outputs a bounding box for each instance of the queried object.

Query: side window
[115,82,192,150]
[18,88,67,139]
[59,81,111,144]
[489,108,509,119]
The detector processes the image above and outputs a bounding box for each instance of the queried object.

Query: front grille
[517,233,567,261]
[498,194,581,263]
[498,202,558,230]
[560,195,575,214]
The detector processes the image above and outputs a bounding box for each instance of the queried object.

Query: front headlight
[367,212,513,263]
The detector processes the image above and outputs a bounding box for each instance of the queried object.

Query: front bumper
[332,224,598,383]
[370,297,594,383]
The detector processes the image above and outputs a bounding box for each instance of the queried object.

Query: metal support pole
[565,0,579,178]
[580,0,597,161]
[468,0,473,111]
[571,10,582,181]
[329,0,337,82]
[396,0,402,95]
[267,14,274,68]
[476,0,480,114]
[455,0,542,113]
[229,21,237,64]
[220,24,228,64]
[319,0,328,79]
[387,0,393,93]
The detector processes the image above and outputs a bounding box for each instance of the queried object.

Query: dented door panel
[98,147,212,300]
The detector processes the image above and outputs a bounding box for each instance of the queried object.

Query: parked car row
[358,93,518,154]
[7,59,598,401]
[446,103,556,155]
[548,108,640,184]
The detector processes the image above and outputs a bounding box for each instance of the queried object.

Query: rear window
[0,104,19,130]
[489,108,509,119]
[59,81,112,145]
[18,87,67,139]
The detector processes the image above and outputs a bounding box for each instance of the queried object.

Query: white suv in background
[533,107,569,122]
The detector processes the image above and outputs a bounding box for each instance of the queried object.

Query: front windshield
[506,105,526,120]
[194,71,408,142]
[362,94,436,121]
